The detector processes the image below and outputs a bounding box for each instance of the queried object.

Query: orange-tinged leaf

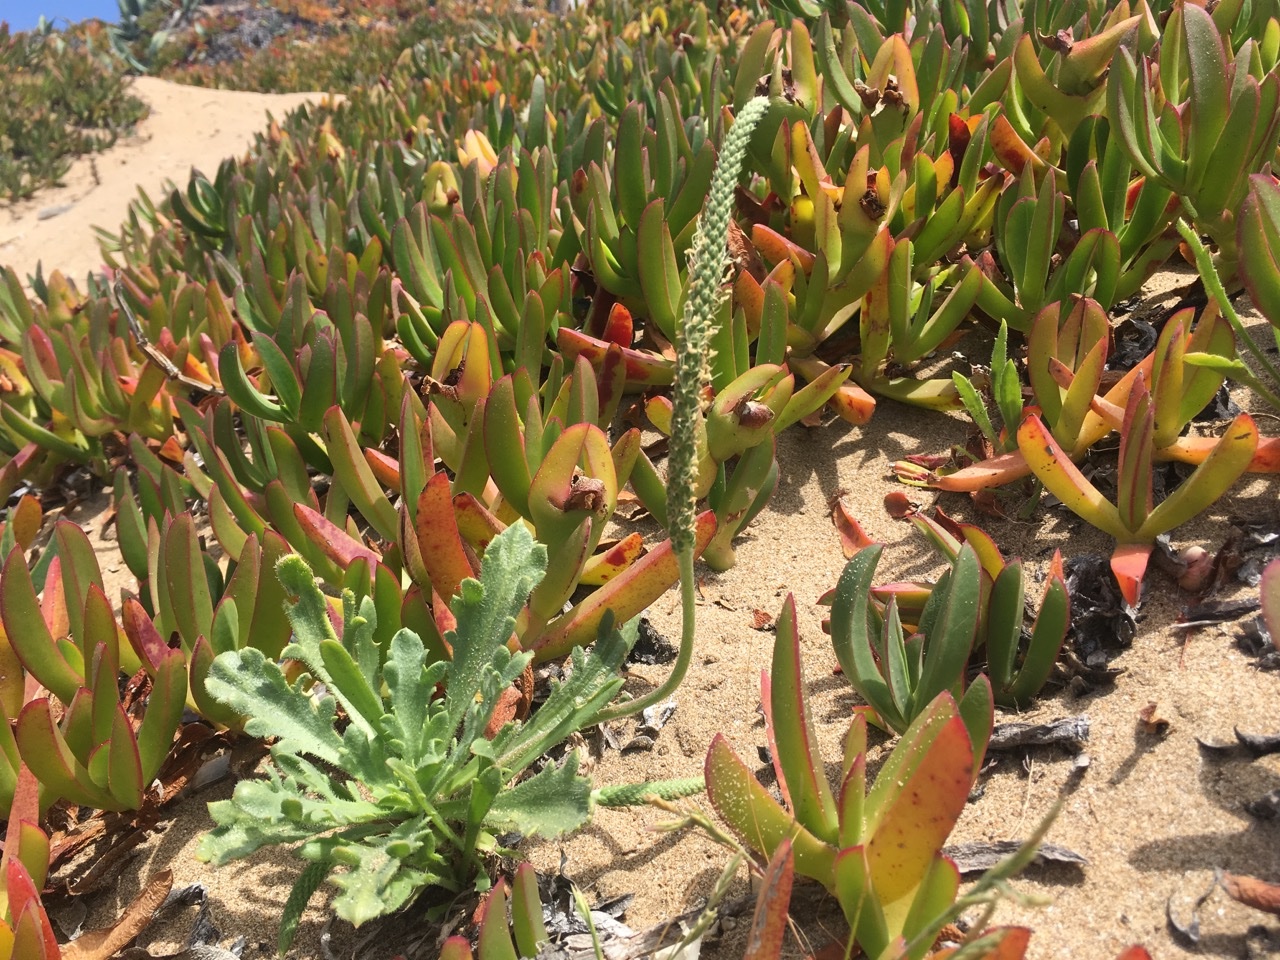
[579,532,644,586]
[1017,414,1126,538]
[1,766,46,898]
[742,840,795,960]
[364,449,401,494]
[864,695,973,936]
[831,498,877,558]
[1110,543,1152,608]
[829,379,877,425]
[991,115,1045,177]
[751,223,816,273]
[10,496,41,552]
[6,860,56,960]
[293,503,381,569]
[600,302,634,348]
[415,472,475,601]
[1160,434,1280,472]
[556,328,673,387]
[533,511,716,661]
[735,272,765,337]
[452,493,506,555]
[928,451,1032,491]
[931,926,1031,959]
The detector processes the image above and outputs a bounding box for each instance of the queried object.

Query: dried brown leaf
[884,491,919,520]
[829,496,877,559]
[1222,872,1280,916]
[63,869,173,960]
[1138,702,1172,737]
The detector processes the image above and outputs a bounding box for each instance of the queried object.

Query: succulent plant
[706,592,986,960]
[829,543,995,746]
[0,522,184,813]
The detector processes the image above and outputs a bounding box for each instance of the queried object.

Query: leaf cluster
[198,522,630,942]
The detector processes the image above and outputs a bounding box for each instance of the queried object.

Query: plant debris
[1197,728,1280,757]
[1064,556,1136,666]
[987,716,1090,753]
[1178,597,1260,628]
[626,618,677,666]
[1167,874,1219,947]
[1245,789,1280,820]
[943,841,1088,876]
[622,702,677,753]
[1221,871,1280,918]
[829,494,877,558]
[1137,702,1172,737]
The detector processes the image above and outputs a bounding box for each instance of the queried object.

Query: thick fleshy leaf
[415,472,476,601]
[829,546,900,729]
[863,694,973,939]
[324,406,399,542]
[2,548,81,705]
[510,863,548,959]
[768,595,837,843]
[1116,373,1154,534]
[1,765,47,894]
[532,511,715,661]
[1138,413,1258,539]
[477,878,518,960]
[7,860,56,960]
[293,503,382,569]
[1017,414,1126,538]
[15,699,116,809]
[704,734,835,886]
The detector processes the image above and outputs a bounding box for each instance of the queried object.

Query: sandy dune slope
[0,75,334,287]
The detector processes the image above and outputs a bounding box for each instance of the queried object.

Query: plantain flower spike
[668,95,770,554]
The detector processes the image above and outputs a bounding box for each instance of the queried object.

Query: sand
[0,76,334,289]
[8,78,1280,960]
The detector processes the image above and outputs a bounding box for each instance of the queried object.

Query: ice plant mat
[11,81,1280,960]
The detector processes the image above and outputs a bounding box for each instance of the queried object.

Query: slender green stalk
[1177,219,1280,403]
[595,550,696,722]
[596,95,771,723]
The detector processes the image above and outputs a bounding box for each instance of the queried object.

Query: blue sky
[1,0,119,32]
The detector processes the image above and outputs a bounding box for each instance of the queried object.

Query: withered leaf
[1222,871,1280,917]
[988,716,1090,752]
[883,491,919,520]
[1246,789,1280,820]
[1167,875,1218,946]
[943,840,1087,876]
[1201,728,1280,757]
[1138,702,1172,737]
[63,869,173,960]
[564,475,606,513]
[727,219,765,282]
[1233,728,1280,757]
[829,496,876,559]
